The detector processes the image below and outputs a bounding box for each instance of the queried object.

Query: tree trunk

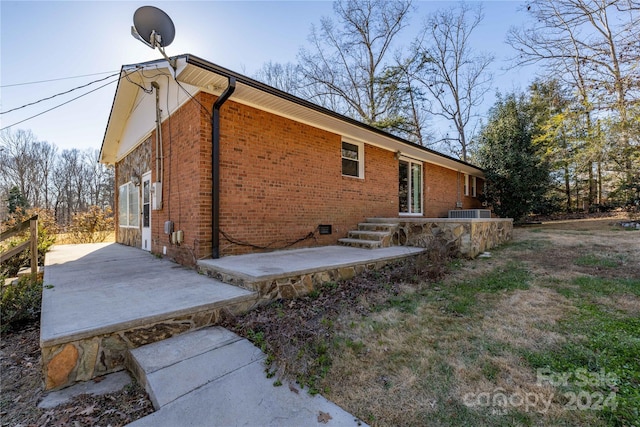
[564,163,571,212]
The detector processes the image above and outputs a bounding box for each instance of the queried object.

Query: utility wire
[0,70,120,88]
[0,76,120,131]
[1,72,121,115]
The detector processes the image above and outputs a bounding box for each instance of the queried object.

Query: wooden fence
[0,215,38,275]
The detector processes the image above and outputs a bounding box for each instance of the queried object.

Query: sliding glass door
[399,158,423,215]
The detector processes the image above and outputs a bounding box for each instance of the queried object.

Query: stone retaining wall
[201,259,400,299]
[41,297,258,391]
[388,218,513,258]
[43,218,511,390]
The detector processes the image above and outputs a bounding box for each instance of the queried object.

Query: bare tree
[85,149,114,210]
[254,61,304,95]
[0,129,56,208]
[410,3,494,162]
[298,0,414,134]
[1,128,115,226]
[33,140,58,209]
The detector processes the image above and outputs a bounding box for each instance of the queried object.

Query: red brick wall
[214,96,398,255]
[125,90,483,263]
[147,95,213,265]
[423,163,483,217]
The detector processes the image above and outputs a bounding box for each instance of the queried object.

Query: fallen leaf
[318,411,332,423]
[289,384,299,394]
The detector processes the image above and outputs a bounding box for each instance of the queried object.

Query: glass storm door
[141,172,151,251]
[399,159,423,215]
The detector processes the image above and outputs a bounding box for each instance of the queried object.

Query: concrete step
[337,238,382,249]
[347,230,390,241]
[126,326,366,427]
[358,222,398,232]
[126,327,265,409]
[366,218,401,224]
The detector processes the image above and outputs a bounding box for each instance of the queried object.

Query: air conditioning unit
[448,209,492,219]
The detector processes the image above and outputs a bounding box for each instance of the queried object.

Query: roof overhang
[100,54,483,177]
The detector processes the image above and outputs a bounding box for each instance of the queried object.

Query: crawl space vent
[318,225,332,235]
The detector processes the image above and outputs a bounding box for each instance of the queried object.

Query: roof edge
[183,54,483,174]
[102,53,483,173]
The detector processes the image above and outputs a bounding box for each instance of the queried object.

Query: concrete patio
[41,242,424,392]
[40,242,424,425]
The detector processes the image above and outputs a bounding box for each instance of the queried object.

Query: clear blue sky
[1,1,534,152]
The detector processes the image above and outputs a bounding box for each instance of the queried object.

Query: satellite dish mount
[131,6,176,69]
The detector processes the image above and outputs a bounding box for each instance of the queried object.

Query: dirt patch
[510,220,640,281]
[0,324,153,427]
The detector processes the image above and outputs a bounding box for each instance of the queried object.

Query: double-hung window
[118,182,139,227]
[342,141,364,178]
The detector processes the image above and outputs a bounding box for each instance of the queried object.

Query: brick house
[100,54,486,265]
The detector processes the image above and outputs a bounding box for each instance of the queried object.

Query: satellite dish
[131,6,175,49]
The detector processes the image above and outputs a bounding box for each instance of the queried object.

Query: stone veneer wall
[200,259,401,300]
[114,138,152,249]
[41,297,258,391]
[390,218,513,258]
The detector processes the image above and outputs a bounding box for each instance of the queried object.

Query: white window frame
[118,182,140,228]
[464,174,470,196]
[341,140,365,179]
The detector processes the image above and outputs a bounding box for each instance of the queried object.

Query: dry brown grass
[322,218,638,425]
[481,286,574,352]
[598,294,640,316]
[55,231,115,245]
[229,217,638,426]
[326,304,452,424]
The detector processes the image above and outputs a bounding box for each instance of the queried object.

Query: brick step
[337,238,382,249]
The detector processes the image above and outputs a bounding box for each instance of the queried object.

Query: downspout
[211,77,236,259]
